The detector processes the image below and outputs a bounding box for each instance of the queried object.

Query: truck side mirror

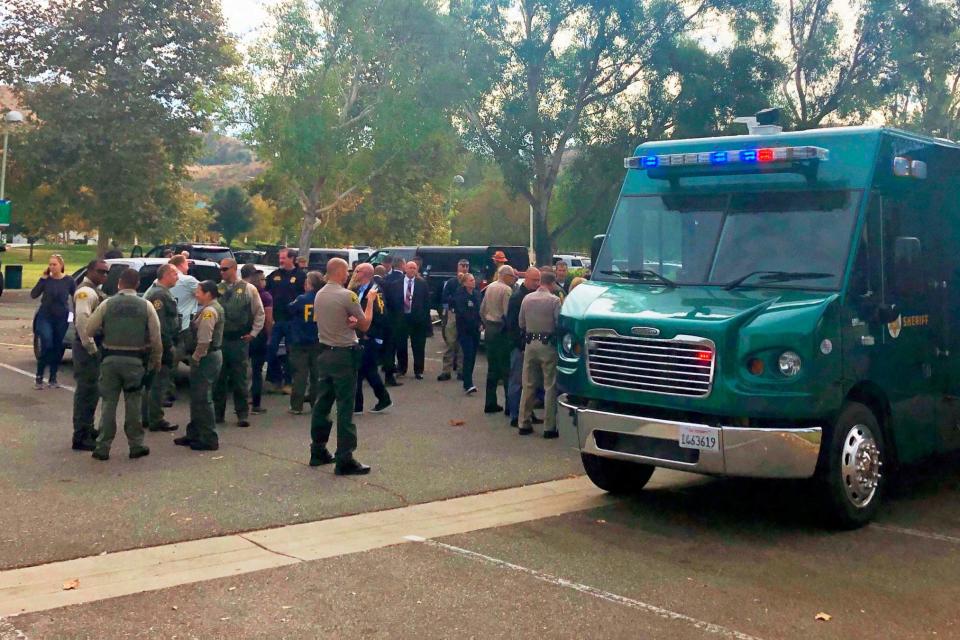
[591,234,605,268]
[891,236,922,297]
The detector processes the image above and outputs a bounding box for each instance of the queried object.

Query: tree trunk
[298,210,315,261]
[97,229,109,257]
[532,198,552,267]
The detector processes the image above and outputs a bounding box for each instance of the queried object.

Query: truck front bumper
[558,394,822,479]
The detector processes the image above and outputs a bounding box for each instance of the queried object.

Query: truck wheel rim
[841,423,881,509]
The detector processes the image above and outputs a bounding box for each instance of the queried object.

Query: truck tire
[581,453,655,494]
[817,402,886,529]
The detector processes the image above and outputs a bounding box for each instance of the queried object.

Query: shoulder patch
[273,275,281,281]
[76,291,88,300]
[349,291,359,304]
[201,310,215,320]
[153,299,163,310]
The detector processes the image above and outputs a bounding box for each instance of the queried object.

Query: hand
[191,355,201,365]
[84,344,97,356]
[366,287,378,301]
[347,315,359,329]
[241,333,253,343]
[150,360,161,372]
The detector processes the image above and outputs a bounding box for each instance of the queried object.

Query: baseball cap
[492,250,508,263]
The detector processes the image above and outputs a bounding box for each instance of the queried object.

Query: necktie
[405,279,413,313]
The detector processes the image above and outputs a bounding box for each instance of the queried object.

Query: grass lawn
[1,244,101,288]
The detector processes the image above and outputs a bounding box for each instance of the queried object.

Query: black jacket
[453,287,482,337]
[355,282,388,340]
[507,286,535,349]
[386,275,431,325]
[441,276,461,310]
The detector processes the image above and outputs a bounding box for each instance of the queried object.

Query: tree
[242,0,466,256]
[457,0,774,264]
[210,186,254,246]
[0,0,238,254]
[883,0,960,138]
[779,0,896,129]
[453,168,529,247]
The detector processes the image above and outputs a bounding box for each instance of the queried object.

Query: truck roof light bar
[625,146,829,170]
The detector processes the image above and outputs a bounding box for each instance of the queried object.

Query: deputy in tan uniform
[81,268,163,460]
[309,257,377,475]
[518,269,562,438]
[479,264,515,412]
[71,259,109,451]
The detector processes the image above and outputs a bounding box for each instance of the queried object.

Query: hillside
[187,161,266,198]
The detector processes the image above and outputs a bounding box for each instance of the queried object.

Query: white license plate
[678,426,720,452]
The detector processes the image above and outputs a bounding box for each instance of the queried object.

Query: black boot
[309,446,335,467]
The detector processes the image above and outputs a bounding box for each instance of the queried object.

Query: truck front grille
[585,331,715,398]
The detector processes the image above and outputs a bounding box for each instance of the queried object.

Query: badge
[887,315,902,339]
[273,275,281,281]
[76,291,88,300]
[153,299,163,310]
[290,277,296,284]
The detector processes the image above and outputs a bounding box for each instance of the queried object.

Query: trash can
[4,264,23,290]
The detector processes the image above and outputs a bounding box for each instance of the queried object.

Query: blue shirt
[287,291,319,346]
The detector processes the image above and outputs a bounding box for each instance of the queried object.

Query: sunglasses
[95,268,109,275]
[220,266,233,272]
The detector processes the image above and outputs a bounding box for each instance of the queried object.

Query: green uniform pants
[188,351,223,448]
[519,341,558,430]
[310,346,360,462]
[141,360,173,428]
[71,340,100,447]
[214,338,250,420]
[95,355,147,455]
[290,343,321,412]
[483,321,511,407]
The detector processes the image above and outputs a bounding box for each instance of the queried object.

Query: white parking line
[0,363,75,392]
[406,536,765,640]
[872,524,960,545]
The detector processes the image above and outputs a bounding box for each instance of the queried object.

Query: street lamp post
[0,110,25,202]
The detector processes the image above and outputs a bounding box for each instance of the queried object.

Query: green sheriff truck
[557,123,960,528]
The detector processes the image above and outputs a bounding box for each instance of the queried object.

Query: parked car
[234,250,267,265]
[305,247,372,272]
[552,253,591,269]
[36,258,220,361]
[130,243,234,264]
[368,246,418,267]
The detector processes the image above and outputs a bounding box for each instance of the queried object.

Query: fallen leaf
[815,612,832,622]
[211,456,224,460]
[281,605,293,610]
[595,519,607,524]
[449,419,466,426]
[171,605,178,610]
[62,578,80,590]
[220,617,230,621]
[228,587,237,592]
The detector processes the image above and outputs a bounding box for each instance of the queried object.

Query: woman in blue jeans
[31,254,76,389]
[453,273,482,395]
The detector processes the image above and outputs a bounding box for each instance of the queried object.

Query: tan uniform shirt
[83,289,163,369]
[518,288,561,335]
[480,280,512,323]
[314,281,365,347]
[193,303,220,359]
[74,278,106,350]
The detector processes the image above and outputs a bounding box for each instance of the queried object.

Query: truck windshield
[594,190,859,290]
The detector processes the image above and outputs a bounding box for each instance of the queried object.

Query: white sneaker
[465,386,478,395]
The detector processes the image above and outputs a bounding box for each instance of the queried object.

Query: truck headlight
[561,332,579,359]
[778,351,802,377]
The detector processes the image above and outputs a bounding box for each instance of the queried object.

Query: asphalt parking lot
[1,290,958,639]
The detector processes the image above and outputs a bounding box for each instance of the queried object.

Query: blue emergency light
[625,146,828,170]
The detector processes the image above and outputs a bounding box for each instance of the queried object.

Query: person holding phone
[30,254,76,389]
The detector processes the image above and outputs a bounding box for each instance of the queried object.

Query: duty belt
[523,332,556,345]
[318,343,361,351]
[101,348,149,363]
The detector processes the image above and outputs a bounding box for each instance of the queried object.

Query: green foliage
[242,0,467,255]
[457,0,776,263]
[198,132,254,166]
[0,0,238,253]
[210,186,254,246]
[453,167,529,247]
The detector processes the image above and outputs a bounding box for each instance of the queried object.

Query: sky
[221,0,276,42]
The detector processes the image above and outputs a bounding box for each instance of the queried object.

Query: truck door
[873,189,942,460]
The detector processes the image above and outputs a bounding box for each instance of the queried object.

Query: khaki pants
[518,341,557,430]
[441,310,462,375]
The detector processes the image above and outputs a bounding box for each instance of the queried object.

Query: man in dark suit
[379,256,406,386]
[388,260,431,379]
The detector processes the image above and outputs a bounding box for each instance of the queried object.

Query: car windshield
[593,190,860,290]
[192,248,233,263]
